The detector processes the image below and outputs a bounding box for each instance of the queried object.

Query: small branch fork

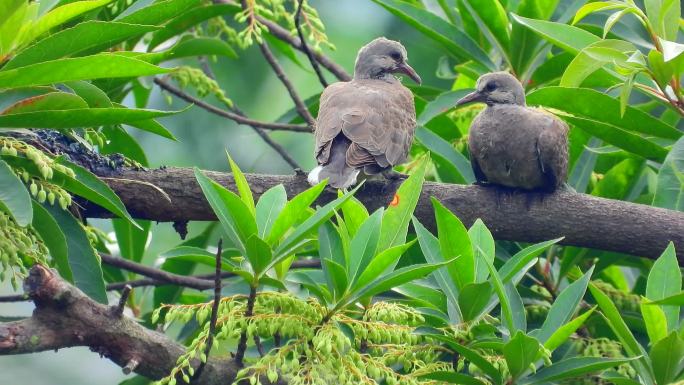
[192,239,223,381]
[294,0,328,88]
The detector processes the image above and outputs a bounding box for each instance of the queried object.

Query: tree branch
[82,167,684,262]
[294,0,328,88]
[0,265,242,385]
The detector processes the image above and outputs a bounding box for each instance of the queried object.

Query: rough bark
[84,167,684,262]
[0,266,240,385]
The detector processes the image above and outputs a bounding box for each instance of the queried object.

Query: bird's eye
[485,82,497,92]
[389,51,402,61]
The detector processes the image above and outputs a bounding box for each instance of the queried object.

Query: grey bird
[456,72,569,192]
[307,37,421,189]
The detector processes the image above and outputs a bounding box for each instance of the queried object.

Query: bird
[456,72,569,192]
[307,37,421,189]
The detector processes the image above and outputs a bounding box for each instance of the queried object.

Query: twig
[112,284,132,317]
[122,358,140,374]
[0,293,28,302]
[153,78,310,133]
[256,41,316,127]
[234,285,257,366]
[294,0,328,88]
[192,239,223,381]
[254,335,265,357]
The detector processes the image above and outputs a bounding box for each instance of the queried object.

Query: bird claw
[382,170,408,181]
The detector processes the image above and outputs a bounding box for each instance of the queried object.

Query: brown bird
[307,37,421,189]
[456,72,569,192]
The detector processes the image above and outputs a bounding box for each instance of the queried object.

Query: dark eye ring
[485,82,497,91]
[390,51,402,61]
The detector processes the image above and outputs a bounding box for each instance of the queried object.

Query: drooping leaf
[0,159,32,226]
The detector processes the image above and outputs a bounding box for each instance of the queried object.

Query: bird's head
[456,72,526,107]
[353,37,421,84]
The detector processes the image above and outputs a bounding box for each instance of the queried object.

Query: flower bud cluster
[83,128,106,149]
[0,211,48,289]
[591,280,640,313]
[170,66,233,108]
[577,337,636,379]
[364,302,425,327]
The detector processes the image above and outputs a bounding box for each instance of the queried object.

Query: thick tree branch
[0,265,241,385]
[82,167,684,262]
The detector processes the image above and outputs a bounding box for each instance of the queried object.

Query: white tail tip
[307,166,323,186]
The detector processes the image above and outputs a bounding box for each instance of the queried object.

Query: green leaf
[645,242,681,332]
[377,154,428,251]
[417,89,471,126]
[148,3,240,49]
[640,300,668,344]
[0,159,32,226]
[653,137,684,210]
[349,209,383,285]
[5,21,159,69]
[64,81,112,108]
[324,258,348,301]
[432,197,474,289]
[0,53,171,89]
[125,116,177,140]
[544,307,596,351]
[56,158,139,228]
[415,126,474,184]
[272,185,362,264]
[1,92,87,114]
[459,0,510,62]
[353,240,417,292]
[45,204,107,303]
[319,222,347,297]
[419,372,487,385]
[347,260,453,307]
[589,283,655,385]
[267,182,326,245]
[255,184,287,238]
[155,37,237,63]
[371,0,495,70]
[425,332,503,384]
[21,0,115,44]
[527,87,681,141]
[536,267,593,343]
[504,331,541,380]
[572,2,628,25]
[647,291,684,305]
[113,219,150,263]
[338,194,369,237]
[660,38,684,62]
[413,217,461,317]
[644,0,680,41]
[117,0,201,25]
[484,253,519,334]
[649,331,684,385]
[512,14,600,54]
[227,153,255,216]
[560,40,633,87]
[458,282,493,321]
[469,219,494,282]
[244,234,272,277]
[519,357,637,385]
[31,201,70,281]
[194,168,257,254]
[499,238,563,282]
[0,107,177,129]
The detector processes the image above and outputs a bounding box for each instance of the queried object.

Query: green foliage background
[0,0,682,384]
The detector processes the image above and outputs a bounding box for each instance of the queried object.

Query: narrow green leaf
[645,242,681,332]
[644,0,680,41]
[640,300,668,344]
[117,0,200,25]
[148,3,240,49]
[504,331,541,380]
[458,282,493,321]
[519,357,637,385]
[31,201,70,281]
[573,2,627,25]
[432,197,474,289]
[349,208,383,285]
[5,21,159,69]
[377,155,428,251]
[460,0,511,61]
[469,218,494,283]
[649,331,684,385]
[499,238,563,282]
[112,219,150,263]
[125,116,177,141]
[64,81,112,108]
[0,107,177,129]
[417,89,471,126]
[353,240,417,292]
[415,126,474,184]
[1,92,87,114]
[245,234,272,277]
[544,307,596,351]
[0,159,32,226]
[0,54,171,89]
[647,291,684,305]
[338,194,369,237]
[512,14,600,54]
[419,371,487,385]
[267,182,325,245]
[536,267,593,343]
[227,153,255,216]
[21,0,115,44]
[158,37,238,62]
[483,253,517,334]
[319,222,347,297]
[45,204,107,303]
[653,135,684,210]
[255,184,287,238]
[425,332,503,384]
[560,40,633,87]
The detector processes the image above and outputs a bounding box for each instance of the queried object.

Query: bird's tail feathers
[307,137,359,189]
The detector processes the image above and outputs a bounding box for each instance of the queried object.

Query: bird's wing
[536,114,569,188]
[314,80,416,168]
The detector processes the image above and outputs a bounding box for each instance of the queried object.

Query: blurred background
[0,0,449,383]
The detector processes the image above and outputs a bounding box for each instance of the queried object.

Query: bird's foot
[293,167,307,177]
[382,170,408,181]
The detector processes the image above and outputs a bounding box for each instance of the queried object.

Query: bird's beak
[455,90,484,106]
[395,62,421,84]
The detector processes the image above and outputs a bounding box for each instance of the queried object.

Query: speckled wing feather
[314,79,415,171]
